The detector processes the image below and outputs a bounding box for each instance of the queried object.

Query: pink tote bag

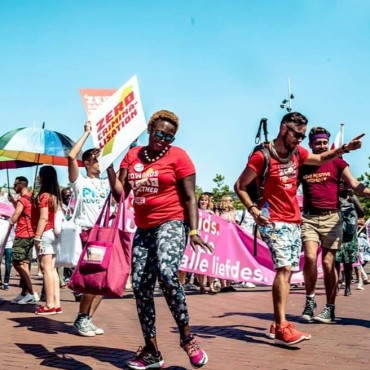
[68,192,131,297]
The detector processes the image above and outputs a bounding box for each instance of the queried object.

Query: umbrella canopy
[0,127,82,166]
[0,155,38,170]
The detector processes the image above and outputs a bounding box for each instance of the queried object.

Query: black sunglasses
[153,130,175,143]
[285,125,306,140]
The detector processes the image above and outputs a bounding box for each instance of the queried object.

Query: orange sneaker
[274,322,311,346]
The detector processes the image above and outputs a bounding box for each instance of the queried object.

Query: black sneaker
[313,305,335,323]
[126,346,164,370]
[302,298,317,321]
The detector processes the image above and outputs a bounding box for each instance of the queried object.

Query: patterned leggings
[132,220,189,338]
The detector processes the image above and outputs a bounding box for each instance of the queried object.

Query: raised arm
[68,121,91,183]
[304,133,365,165]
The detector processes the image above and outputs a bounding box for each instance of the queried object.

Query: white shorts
[38,229,58,256]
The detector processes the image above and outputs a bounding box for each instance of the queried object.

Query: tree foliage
[211,173,244,210]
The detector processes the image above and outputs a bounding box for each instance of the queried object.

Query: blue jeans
[0,248,12,284]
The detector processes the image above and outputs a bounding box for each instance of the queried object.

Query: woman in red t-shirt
[108,110,213,370]
[33,165,63,316]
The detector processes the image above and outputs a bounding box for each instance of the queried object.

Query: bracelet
[247,204,258,212]
[34,238,42,242]
[341,144,350,153]
[189,229,199,237]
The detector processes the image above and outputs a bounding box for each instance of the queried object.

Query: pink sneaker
[181,335,208,368]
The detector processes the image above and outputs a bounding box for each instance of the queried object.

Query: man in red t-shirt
[235,112,364,347]
[8,176,39,304]
[299,127,370,324]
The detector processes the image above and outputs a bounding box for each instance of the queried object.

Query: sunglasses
[285,124,306,140]
[153,130,175,143]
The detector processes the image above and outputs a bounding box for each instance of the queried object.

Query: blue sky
[1,0,370,192]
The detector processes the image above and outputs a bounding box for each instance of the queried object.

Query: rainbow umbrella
[0,155,38,170]
[0,127,82,166]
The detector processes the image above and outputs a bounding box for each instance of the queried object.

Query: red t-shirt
[15,196,35,238]
[38,193,55,232]
[299,158,348,211]
[120,146,196,228]
[248,145,309,223]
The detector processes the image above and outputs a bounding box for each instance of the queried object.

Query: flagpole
[340,123,344,146]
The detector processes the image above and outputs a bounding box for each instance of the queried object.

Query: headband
[310,133,329,142]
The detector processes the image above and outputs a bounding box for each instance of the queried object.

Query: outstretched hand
[189,234,214,253]
[347,133,365,151]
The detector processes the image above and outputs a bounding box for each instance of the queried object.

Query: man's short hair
[281,112,308,128]
[82,148,96,162]
[15,176,28,186]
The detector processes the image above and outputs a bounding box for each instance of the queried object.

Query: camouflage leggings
[132,220,190,338]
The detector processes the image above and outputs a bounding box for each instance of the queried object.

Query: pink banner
[123,203,318,286]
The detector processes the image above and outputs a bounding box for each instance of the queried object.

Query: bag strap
[95,192,113,227]
[112,191,126,230]
[69,195,82,222]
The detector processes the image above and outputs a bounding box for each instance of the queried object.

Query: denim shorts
[260,222,301,271]
[38,229,57,256]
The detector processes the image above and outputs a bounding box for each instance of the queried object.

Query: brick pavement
[1,266,370,369]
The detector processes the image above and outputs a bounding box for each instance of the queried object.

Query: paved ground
[0,266,370,370]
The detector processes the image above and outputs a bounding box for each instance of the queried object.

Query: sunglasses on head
[153,130,175,143]
[285,124,306,140]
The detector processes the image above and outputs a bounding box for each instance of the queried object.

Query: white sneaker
[17,293,38,304]
[356,284,364,290]
[10,293,25,304]
[33,292,40,302]
[89,319,104,335]
[245,282,256,288]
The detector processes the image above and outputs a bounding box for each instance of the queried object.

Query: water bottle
[260,202,270,233]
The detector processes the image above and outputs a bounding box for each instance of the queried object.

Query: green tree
[211,173,244,210]
[195,184,203,200]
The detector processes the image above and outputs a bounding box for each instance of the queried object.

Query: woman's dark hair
[38,165,62,209]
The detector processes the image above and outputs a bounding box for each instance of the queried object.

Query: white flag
[331,123,344,149]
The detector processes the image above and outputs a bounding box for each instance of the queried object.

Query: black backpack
[340,197,358,243]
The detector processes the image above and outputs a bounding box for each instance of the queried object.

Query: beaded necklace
[143,146,169,163]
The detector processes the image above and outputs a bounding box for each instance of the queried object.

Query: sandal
[199,287,207,294]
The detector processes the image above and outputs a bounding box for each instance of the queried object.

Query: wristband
[189,229,199,237]
[341,144,350,153]
[247,204,258,212]
[34,238,42,242]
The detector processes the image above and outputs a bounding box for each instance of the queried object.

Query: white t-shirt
[70,174,110,228]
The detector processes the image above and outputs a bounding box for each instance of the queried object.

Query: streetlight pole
[280,77,294,112]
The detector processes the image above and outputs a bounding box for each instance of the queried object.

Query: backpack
[340,197,358,243]
[246,143,300,203]
[245,143,270,203]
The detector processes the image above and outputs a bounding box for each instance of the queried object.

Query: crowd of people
[1,110,370,369]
